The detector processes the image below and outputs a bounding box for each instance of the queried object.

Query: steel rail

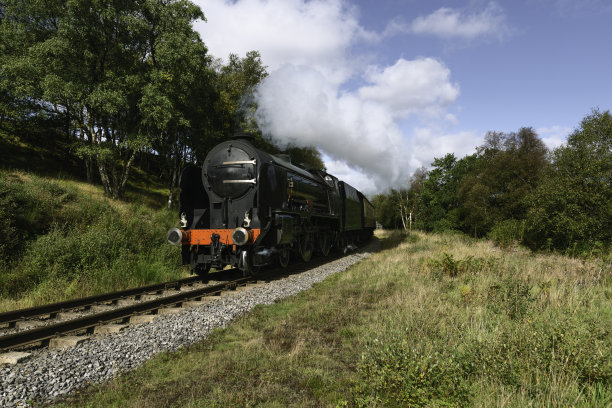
[0,276,204,327]
[0,276,254,352]
[0,242,374,352]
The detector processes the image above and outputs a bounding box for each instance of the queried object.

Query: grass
[0,170,187,312]
[54,230,611,408]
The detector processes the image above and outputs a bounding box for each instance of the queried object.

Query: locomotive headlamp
[167,228,184,246]
[232,227,249,246]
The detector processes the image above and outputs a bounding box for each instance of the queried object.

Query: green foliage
[525,109,612,252]
[374,111,609,255]
[0,172,78,263]
[427,253,493,278]
[0,0,214,198]
[459,128,548,237]
[372,193,402,229]
[0,172,184,303]
[488,219,526,248]
[355,337,471,407]
[209,51,268,140]
[486,278,534,320]
[416,153,480,233]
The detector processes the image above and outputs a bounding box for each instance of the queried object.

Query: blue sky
[194,0,612,194]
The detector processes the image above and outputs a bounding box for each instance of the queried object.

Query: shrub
[0,172,184,303]
[0,172,79,263]
[354,337,471,407]
[427,253,494,278]
[488,219,525,248]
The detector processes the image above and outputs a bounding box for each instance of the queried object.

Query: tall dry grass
[56,230,610,408]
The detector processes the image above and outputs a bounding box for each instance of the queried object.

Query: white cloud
[193,0,370,83]
[410,127,482,168]
[536,125,571,149]
[410,2,510,41]
[359,58,459,118]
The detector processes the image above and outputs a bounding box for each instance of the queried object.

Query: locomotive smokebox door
[205,146,256,199]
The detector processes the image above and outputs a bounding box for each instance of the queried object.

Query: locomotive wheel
[278,247,290,268]
[193,263,211,278]
[299,234,313,262]
[241,250,260,276]
[335,234,345,253]
[318,233,331,257]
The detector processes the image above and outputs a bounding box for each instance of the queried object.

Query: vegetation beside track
[55,230,611,407]
[0,170,186,312]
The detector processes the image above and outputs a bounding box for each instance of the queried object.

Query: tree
[372,192,402,229]
[458,128,548,236]
[418,153,478,232]
[205,51,268,147]
[0,0,210,199]
[525,109,612,251]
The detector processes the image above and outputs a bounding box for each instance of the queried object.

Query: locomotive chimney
[232,131,255,143]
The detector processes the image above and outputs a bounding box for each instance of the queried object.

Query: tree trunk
[85,157,94,183]
[97,158,113,196]
[114,149,136,200]
[167,166,177,209]
[167,148,181,209]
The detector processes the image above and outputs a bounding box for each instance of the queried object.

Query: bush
[426,253,494,278]
[354,337,471,407]
[524,109,612,253]
[0,172,184,303]
[488,219,525,248]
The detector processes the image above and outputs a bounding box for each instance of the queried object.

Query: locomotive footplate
[179,228,264,270]
[181,228,261,246]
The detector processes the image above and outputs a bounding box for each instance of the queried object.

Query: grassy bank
[0,171,186,312]
[56,231,611,407]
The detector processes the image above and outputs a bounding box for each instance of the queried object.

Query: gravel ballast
[0,243,376,407]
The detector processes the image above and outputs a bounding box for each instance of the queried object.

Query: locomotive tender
[167,133,375,276]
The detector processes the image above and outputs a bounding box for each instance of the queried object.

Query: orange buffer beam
[182,229,261,246]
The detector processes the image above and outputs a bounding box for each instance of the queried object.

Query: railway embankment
[0,170,186,313]
[42,230,610,407]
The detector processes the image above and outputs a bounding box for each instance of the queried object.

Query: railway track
[0,248,359,355]
[0,271,253,353]
[0,276,204,329]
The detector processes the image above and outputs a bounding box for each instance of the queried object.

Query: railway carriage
[167,133,375,276]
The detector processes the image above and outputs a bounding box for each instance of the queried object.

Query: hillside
[0,131,185,312]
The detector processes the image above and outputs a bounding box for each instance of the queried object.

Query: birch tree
[0,0,210,199]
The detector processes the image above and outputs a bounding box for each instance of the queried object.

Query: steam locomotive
[167,133,375,276]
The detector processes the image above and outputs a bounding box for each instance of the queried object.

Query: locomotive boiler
[167,133,375,276]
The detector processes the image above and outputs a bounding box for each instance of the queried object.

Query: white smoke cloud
[254,65,408,190]
[254,59,461,193]
[359,58,460,118]
[193,0,489,194]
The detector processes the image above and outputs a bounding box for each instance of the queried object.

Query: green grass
[0,170,187,311]
[54,230,611,408]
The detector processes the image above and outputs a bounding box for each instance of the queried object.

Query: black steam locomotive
[167,133,375,276]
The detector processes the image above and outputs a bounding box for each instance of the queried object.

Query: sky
[193,0,612,195]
